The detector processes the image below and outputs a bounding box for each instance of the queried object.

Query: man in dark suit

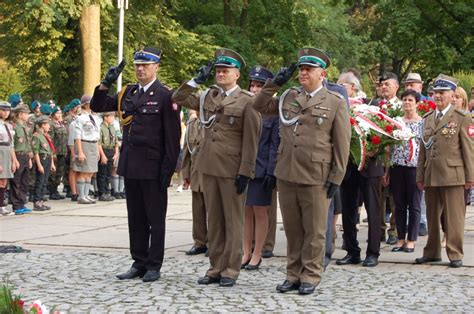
[90,47,181,282]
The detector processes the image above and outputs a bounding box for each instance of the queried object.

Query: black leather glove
[159,172,174,191]
[272,62,297,86]
[235,175,250,195]
[325,181,339,199]
[262,175,277,192]
[101,60,126,88]
[193,60,215,84]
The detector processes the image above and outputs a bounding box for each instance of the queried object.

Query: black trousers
[97,148,114,195]
[390,166,422,241]
[125,178,168,271]
[341,163,382,258]
[10,153,30,210]
[33,155,51,202]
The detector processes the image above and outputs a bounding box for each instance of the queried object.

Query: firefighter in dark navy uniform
[90,47,181,282]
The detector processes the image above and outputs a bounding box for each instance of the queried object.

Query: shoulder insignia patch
[240,89,253,97]
[454,108,467,116]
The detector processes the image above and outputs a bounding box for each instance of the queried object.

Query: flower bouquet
[0,283,58,314]
[417,99,436,116]
[349,104,415,169]
[378,99,404,118]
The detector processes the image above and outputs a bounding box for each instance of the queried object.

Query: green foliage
[0,60,27,100]
[453,70,474,96]
[0,283,23,314]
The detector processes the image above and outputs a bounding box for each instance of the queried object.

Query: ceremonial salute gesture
[415,74,474,268]
[172,48,260,287]
[253,48,351,295]
[90,47,181,282]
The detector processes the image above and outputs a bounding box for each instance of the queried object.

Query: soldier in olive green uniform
[172,48,261,287]
[48,107,68,200]
[11,105,33,214]
[416,74,474,268]
[253,48,351,295]
[31,115,56,211]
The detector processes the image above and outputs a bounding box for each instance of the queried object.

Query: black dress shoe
[49,193,62,200]
[386,235,397,245]
[205,250,209,257]
[240,258,251,269]
[449,260,462,268]
[219,277,236,287]
[404,247,415,253]
[391,245,405,252]
[298,282,316,295]
[362,255,379,267]
[415,256,441,264]
[116,267,146,280]
[276,280,300,293]
[245,259,261,271]
[142,270,160,282]
[197,275,220,285]
[185,246,208,256]
[336,254,361,265]
[261,250,274,258]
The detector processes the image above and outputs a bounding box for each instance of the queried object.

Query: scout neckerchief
[44,133,56,154]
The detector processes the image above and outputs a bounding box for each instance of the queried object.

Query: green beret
[8,93,22,108]
[31,100,41,111]
[40,103,53,115]
[69,98,81,108]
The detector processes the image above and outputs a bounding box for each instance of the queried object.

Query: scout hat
[214,48,246,70]
[134,47,161,64]
[378,72,398,83]
[0,101,12,110]
[249,66,274,83]
[40,103,53,115]
[80,94,92,106]
[12,104,30,113]
[403,73,423,84]
[297,48,331,69]
[432,74,458,91]
[31,100,41,111]
[8,93,23,108]
[35,115,50,125]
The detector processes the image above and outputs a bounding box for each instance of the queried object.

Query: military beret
[69,98,81,108]
[40,103,53,115]
[51,106,61,114]
[134,47,161,64]
[12,104,30,113]
[8,93,23,108]
[214,48,246,70]
[31,100,41,111]
[35,115,50,125]
[297,47,331,69]
[249,66,274,83]
[0,101,12,110]
[378,72,398,83]
[432,73,458,91]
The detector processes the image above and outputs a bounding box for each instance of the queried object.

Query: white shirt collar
[139,79,156,93]
[220,85,239,97]
[436,104,451,116]
[305,85,323,98]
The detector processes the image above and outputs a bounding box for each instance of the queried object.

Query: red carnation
[377,113,385,120]
[350,117,356,125]
[379,109,387,115]
[385,125,393,133]
[428,101,436,110]
[371,135,381,145]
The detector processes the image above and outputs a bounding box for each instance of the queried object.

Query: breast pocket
[223,107,244,128]
[311,108,331,128]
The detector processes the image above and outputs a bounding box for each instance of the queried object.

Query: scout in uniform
[97,112,119,201]
[31,115,56,211]
[27,100,42,201]
[253,48,351,295]
[0,101,17,216]
[11,105,33,215]
[64,99,81,200]
[182,110,208,256]
[415,74,474,268]
[91,47,181,282]
[48,106,67,200]
[172,48,261,287]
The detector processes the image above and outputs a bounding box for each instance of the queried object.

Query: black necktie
[89,114,97,127]
[436,112,443,123]
[139,87,145,97]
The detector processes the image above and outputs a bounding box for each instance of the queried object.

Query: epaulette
[240,89,253,97]
[327,89,344,99]
[423,110,435,118]
[454,108,468,116]
[163,84,173,92]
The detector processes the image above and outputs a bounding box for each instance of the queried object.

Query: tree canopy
[0,0,472,103]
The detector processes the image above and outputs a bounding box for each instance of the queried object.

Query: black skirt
[245,177,273,206]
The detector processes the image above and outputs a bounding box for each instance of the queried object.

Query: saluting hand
[272,62,297,86]
[101,60,126,88]
[193,60,215,84]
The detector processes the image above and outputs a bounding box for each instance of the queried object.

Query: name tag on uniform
[146,101,158,106]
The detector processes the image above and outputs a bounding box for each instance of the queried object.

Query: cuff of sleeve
[187,79,200,88]
[328,168,345,185]
[239,161,256,179]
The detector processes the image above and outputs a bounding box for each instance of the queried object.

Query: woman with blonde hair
[452,86,469,112]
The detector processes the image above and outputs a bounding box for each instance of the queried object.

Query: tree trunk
[223,0,232,25]
[80,4,101,95]
[240,0,249,29]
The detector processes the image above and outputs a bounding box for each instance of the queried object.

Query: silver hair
[338,72,362,91]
